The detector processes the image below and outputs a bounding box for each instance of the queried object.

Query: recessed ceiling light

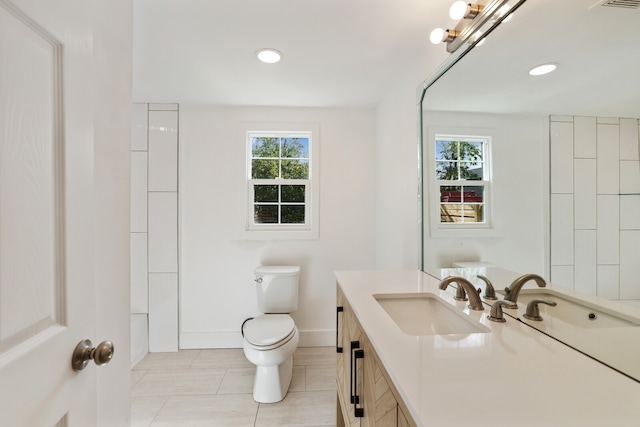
[256,48,282,64]
[529,63,558,76]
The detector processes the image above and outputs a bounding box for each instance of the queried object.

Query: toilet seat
[243,314,296,350]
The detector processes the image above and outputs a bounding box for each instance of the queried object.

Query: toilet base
[252,355,293,403]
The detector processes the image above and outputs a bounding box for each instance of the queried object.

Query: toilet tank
[254,266,300,313]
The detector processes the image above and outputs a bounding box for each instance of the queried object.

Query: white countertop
[335,269,640,427]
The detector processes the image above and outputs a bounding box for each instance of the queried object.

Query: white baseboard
[180,329,334,349]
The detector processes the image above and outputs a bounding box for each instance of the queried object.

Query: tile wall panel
[550,116,640,300]
[550,194,574,266]
[131,103,179,359]
[597,117,619,125]
[550,121,574,194]
[148,111,178,192]
[619,118,639,160]
[596,123,620,194]
[131,103,148,151]
[148,192,178,273]
[574,230,597,295]
[149,103,178,111]
[620,231,640,299]
[551,265,574,289]
[573,159,596,230]
[620,196,640,230]
[574,116,596,159]
[130,232,148,313]
[620,160,640,195]
[597,265,619,300]
[131,313,149,368]
[596,195,619,265]
[148,273,179,352]
[130,151,148,232]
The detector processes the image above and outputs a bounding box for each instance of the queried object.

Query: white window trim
[426,127,494,238]
[241,122,320,240]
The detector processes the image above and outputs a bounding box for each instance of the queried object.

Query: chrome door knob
[72,339,115,371]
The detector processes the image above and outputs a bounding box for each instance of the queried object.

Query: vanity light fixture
[449,1,485,20]
[528,62,557,76]
[256,48,282,64]
[430,0,520,53]
[430,28,461,44]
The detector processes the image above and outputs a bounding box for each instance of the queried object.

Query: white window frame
[427,128,493,237]
[242,123,319,239]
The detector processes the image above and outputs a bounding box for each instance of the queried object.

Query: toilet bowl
[242,266,300,403]
[242,314,299,403]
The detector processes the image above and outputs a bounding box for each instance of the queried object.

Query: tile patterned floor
[131,347,336,427]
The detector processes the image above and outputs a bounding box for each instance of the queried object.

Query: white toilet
[242,266,300,403]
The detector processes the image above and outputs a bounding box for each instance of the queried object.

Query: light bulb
[256,49,282,64]
[430,28,446,44]
[529,63,557,76]
[449,1,469,20]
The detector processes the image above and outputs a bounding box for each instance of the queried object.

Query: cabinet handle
[336,306,344,353]
[350,340,360,404]
[354,349,364,418]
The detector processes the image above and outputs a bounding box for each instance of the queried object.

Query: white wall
[421,111,549,275]
[179,106,377,348]
[374,80,421,269]
[373,45,448,270]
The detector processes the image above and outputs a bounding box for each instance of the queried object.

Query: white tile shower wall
[130,103,179,365]
[148,273,179,352]
[131,313,149,367]
[574,229,597,295]
[574,116,596,159]
[130,151,148,232]
[574,159,596,229]
[148,192,178,272]
[620,119,639,160]
[597,194,619,265]
[596,121,619,194]
[620,230,640,300]
[550,116,640,299]
[148,111,178,192]
[130,232,148,313]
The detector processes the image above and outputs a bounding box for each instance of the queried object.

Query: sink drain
[588,312,598,320]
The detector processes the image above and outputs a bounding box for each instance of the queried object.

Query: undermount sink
[374,293,491,336]
[505,289,640,329]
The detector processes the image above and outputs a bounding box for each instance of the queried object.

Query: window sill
[429,225,497,239]
[240,228,319,240]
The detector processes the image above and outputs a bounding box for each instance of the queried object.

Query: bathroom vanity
[335,269,640,427]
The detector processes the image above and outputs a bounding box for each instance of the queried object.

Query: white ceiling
[132,0,454,107]
[133,0,640,115]
[421,0,640,117]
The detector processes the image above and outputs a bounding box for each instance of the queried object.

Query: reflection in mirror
[418,0,640,381]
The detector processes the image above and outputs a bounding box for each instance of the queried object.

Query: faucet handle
[487,300,517,323]
[477,275,497,300]
[523,299,557,321]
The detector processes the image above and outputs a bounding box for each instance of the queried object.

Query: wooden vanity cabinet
[336,285,417,427]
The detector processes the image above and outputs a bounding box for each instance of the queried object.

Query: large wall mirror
[419,0,640,380]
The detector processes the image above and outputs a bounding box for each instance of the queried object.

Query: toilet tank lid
[255,266,300,276]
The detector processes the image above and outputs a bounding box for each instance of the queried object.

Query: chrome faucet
[503,273,546,306]
[439,276,484,311]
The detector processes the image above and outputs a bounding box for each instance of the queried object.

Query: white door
[0,0,106,424]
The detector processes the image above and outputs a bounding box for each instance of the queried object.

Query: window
[244,126,318,238]
[429,133,491,233]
